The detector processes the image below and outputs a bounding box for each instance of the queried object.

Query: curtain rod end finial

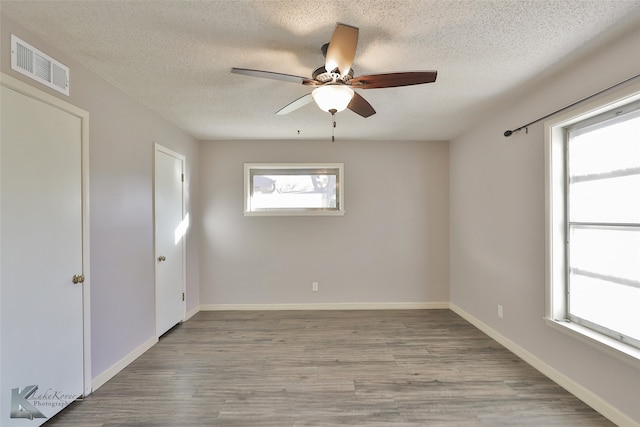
[504,130,513,137]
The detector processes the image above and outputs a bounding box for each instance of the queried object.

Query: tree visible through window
[244,163,344,216]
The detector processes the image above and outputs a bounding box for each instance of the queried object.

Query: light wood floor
[46,310,613,426]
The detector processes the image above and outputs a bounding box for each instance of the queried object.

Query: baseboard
[198,302,450,311]
[91,335,158,392]
[449,303,636,427]
[185,305,200,320]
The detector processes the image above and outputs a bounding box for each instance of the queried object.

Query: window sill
[544,317,640,369]
[243,210,345,217]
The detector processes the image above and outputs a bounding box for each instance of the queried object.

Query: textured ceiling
[2,0,640,141]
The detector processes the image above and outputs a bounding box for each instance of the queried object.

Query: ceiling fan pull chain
[330,109,337,142]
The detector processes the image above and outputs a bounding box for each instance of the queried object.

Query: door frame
[153,143,186,337]
[0,72,92,396]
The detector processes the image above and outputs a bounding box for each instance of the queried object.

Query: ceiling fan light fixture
[311,85,354,113]
[231,23,437,119]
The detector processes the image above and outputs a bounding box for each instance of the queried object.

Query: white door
[154,145,185,337]
[1,78,87,426]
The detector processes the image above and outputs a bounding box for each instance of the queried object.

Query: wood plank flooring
[45,310,613,426]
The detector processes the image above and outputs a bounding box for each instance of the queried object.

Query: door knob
[72,274,85,284]
[158,255,166,262]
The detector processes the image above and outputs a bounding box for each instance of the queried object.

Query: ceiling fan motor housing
[312,66,354,84]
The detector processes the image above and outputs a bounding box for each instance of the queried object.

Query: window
[545,80,640,363]
[244,163,344,216]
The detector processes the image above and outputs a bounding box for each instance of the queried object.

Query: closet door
[1,80,86,426]
[155,145,185,337]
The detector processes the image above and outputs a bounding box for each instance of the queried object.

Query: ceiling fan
[231,23,438,119]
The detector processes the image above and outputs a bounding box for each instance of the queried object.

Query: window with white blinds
[565,101,640,349]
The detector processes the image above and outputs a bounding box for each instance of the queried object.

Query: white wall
[199,139,449,307]
[1,14,200,381]
[449,25,640,424]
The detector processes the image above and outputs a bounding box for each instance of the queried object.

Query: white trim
[450,304,636,427]
[155,143,186,162]
[0,72,92,397]
[91,336,158,392]
[243,210,346,217]
[544,318,640,369]
[81,88,91,398]
[185,305,200,320]
[199,302,450,311]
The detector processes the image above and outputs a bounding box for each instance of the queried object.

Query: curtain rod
[503,72,640,137]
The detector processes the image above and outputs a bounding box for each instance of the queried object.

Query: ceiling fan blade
[275,93,314,115]
[325,23,358,78]
[348,92,376,118]
[231,67,314,85]
[350,71,438,89]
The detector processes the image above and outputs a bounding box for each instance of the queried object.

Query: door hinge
[182,292,185,301]
[181,173,184,182]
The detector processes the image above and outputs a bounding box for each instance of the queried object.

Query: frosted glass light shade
[312,85,354,113]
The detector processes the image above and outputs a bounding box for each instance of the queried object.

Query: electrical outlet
[497,305,504,319]
[312,282,318,292]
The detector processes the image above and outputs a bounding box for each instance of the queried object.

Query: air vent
[11,34,69,96]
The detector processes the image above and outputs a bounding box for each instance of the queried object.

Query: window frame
[544,78,640,368]
[243,163,345,216]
